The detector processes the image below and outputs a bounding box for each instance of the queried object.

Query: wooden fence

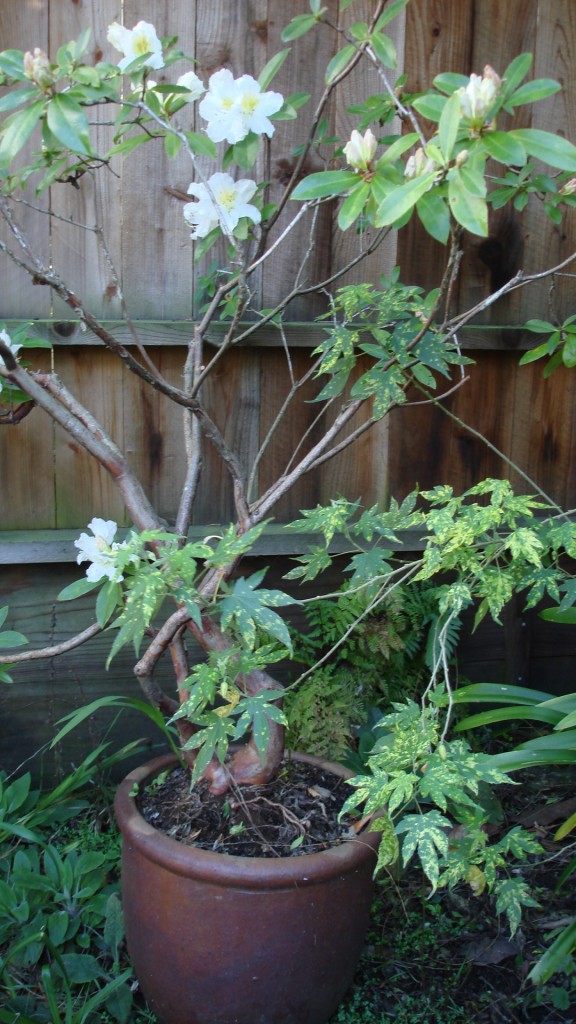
[1,0,576,779]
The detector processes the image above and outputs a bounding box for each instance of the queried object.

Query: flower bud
[343,128,378,172]
[457,66,502,126]
[404,146,437,180]
[455,149,469,168]
[560,176,576,196]
[23,47,53,90]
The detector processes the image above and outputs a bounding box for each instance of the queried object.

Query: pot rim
[114,752,380,889]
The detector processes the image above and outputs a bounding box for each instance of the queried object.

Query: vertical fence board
[49,0,122,320]
[0,1,50,320]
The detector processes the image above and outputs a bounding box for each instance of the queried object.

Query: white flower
[183,172,261,239]
[107,21,164,72]
[198,69,283,144]
[176,71,205,103]
[74,518,126,583]
[404,147,438,180]
[0,329,22,393]
[457,66,501,124]
[343,129,378,171]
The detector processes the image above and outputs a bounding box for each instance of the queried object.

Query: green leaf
[337,180,371,230]
[411,92,446,122]
[46,93,92,155]
[501,53,533,100]
[0,86,38,115]
[325,44,357,84]
[57,576,102,601]
[371,814,400,874]
[374,131,419,167]
[291,169,360,201]
[164,131,182,158]
[374,0,410,29]
[507,78,561,108]
[494,876,540,936]
[56,952,105,984]
[481,131,527,166]
[370,31,397,70]
[281,14,318,42]
[234,692,287,760]
[95,580,121,628]
[448,173,488,235]
[258,49,290,89]
[105,133,150,158]
[219,571,298,652]
[0,629,27,648]
[0,49,27,80]
[540,605,576,624]
[438,90,461,162]
[433,72,469,95]
[0,98,45,165]
[529,919,576,984]
[183,130,217,159]
[510,129,576,171]
[375,172,437,226]
[416,190,450,244]
[395,810,452,892]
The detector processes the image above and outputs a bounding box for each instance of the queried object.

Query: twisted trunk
[186,616,284,795]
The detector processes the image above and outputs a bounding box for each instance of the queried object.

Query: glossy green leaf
[0,98,44,165]
[375,132,419,167]
[438,90,461,162]
[337,180,371,229]
[501,53,533,99]
[374,0,410,29]
[507,78,561,108]
[510,128,576,171]
[183,131,217,159]
[411,92,446,122]
[105,133,149,158]
[0,49,26,80]
[370,31,397,70]
[416,190,450,244]
[448,173,488,235]
[281,14,318,41]
[291,169,360,200]
[258,48,291,89]
[57,576,102,602]
[325,44,357,84]
[46,93,91,155]
[540,605,576,623]
[0,86,38,115]
[481,131,527,166]
[375,172,436,226]
[433,72,469,95]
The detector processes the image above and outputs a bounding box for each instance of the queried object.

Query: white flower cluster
[0,328,22,393]
[107,23,284,242]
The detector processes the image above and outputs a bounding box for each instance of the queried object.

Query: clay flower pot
[114,752,380,1024]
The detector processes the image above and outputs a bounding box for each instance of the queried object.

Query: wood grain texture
[1,0,576,532]
[0,0,50,319]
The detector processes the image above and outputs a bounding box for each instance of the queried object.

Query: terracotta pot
[114,752,380,1024]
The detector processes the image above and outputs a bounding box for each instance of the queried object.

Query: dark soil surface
[137,756,357,857]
